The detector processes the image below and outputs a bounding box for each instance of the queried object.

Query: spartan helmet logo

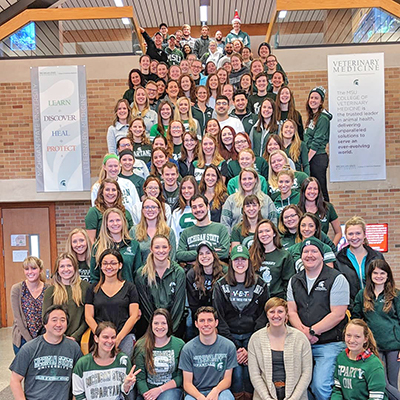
[305,240,311,246]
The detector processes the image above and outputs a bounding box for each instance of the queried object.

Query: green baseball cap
[231,244,250,260]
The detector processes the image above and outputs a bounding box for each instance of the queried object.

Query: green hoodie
[135,261,186,333]
[304,109,333,155]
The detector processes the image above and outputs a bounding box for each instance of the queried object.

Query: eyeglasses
[119,143,131,148]
[102,261,119,267]
[284,213,298,220]
[235,139,248,145]
[146,186,159,191]
[216,101,228,106]
[143,205,159,211]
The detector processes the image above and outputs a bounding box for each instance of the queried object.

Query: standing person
[230,90,258,135]
[226,10,250,47]
[231,195,263,249]
[107,99,132,154]
[248,73,269,114]
[164,80,181,107]
[198,164,228,223]
[139,28,168,63]
[128,117,152,163]
[65,228,92,282]
[298,177,341,244]
[194,25,211,59]
[214,95,245,133]
[11,256,48,354]
[143,176,172,223]
[217,68,230,86]
[179,130,199,177]
[201,40,222,67]
[279,119,310,174]
[267,72,285,101]
[331,319,389,400]
[72,321,139,400]
[192,85,213,136]
[249,98,279,157]
[170,176,199,244]
[249,219,295,299]
[174,97,202,139]
[205,73,221,109]
[130,197,176,263]
[165,35,184,66]
[304,86,332,202]
[179,306,238,400]
[91,154,140,224]
[161,162,180,210]
[89,207,141,284]
[85,179,134,243]
[10,305,82,400]
[177,194,230,269]
[43,253,89,343]
[205,118,222,140]
[273,169,300,217]
[119,149,146,199]
[146,80,160,112]
[139,54,158,82]
[352,260,400,393]
[221,168,277,234]
[85,248,140,359]
[150,101,174,140]
[179,74,196,103]
[336,216,384,304]
[134,309,185,400]
[218,126,238,161]
[229,53,249,90]
[248,297,312,400]
[186,243,226,336]
[131,86,158,135]
[276,86,304,140]
[278,204,303,249]
[135,235,186,337]
[214,30,225,50]
[122,69,145,106]
[213,245,269,399]
[181,24,196,49]
[287,237,349,400]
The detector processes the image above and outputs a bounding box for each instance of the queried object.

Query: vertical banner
[328,53,386,182]
[31,65,90,192]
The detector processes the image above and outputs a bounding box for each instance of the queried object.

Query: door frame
[0,202,57,326]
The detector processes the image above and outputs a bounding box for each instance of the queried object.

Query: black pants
[310,153,329,202]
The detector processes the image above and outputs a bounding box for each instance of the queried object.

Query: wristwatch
[309,326,316,336]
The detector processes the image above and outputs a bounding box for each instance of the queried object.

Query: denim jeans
[119,333,136,359]
[13,337,27,355]
[185,389,234,400]
[308,341,345,400]
[231,333,253,393]
[138,388,183,400]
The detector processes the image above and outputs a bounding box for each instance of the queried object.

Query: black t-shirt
[78,260,90,282]
[85,281,139,333]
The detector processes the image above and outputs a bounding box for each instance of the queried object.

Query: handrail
[0,6,144,53]
[266,0,400,42]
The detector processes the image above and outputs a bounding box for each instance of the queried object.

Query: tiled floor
[0,328,13,399]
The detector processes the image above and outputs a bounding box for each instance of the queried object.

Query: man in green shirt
[177,194,230,269]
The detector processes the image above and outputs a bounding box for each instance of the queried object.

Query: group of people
[8,12,399,400]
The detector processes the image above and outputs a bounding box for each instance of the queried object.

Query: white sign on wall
[328,53,386,182]
[31,65,90,192]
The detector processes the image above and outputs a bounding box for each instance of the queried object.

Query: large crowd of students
[8,12,400,400]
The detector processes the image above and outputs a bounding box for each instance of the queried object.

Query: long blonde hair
[279,119,302,163]
[65,228,92,266]
[174,97,197,135]
[52,253,83,306]
[22,256,46,283]
[141,234,171,287]
[268,150,294,189]
[197,133,225,168]
[131,86,151,118]
[94,208,131,263]
[234,167,264,208]
[135,197,171,242]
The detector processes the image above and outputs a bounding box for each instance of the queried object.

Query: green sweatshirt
[227,157,269,180]
[304,109,333,155]
[90,240,142,283]
[331,351,388,399]
[227,174,269,195]
[267,171,308,201]
[134,336,185,394]
[135,262,186,333]
[352,289,400,351]
[283,141,310,176]
[256,248,295,299]
[176,222,230,264]
[273,190,300,217]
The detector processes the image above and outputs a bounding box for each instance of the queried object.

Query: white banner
[31,65,90,192]
[328,53,386,182]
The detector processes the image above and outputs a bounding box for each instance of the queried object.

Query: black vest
[291,265,347,344]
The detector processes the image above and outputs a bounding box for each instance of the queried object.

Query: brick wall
[1,65,399,277]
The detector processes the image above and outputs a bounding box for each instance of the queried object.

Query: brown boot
[243,392,253,400]
[233,392,245,400]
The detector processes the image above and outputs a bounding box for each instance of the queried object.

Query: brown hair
[344,319,380,358]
